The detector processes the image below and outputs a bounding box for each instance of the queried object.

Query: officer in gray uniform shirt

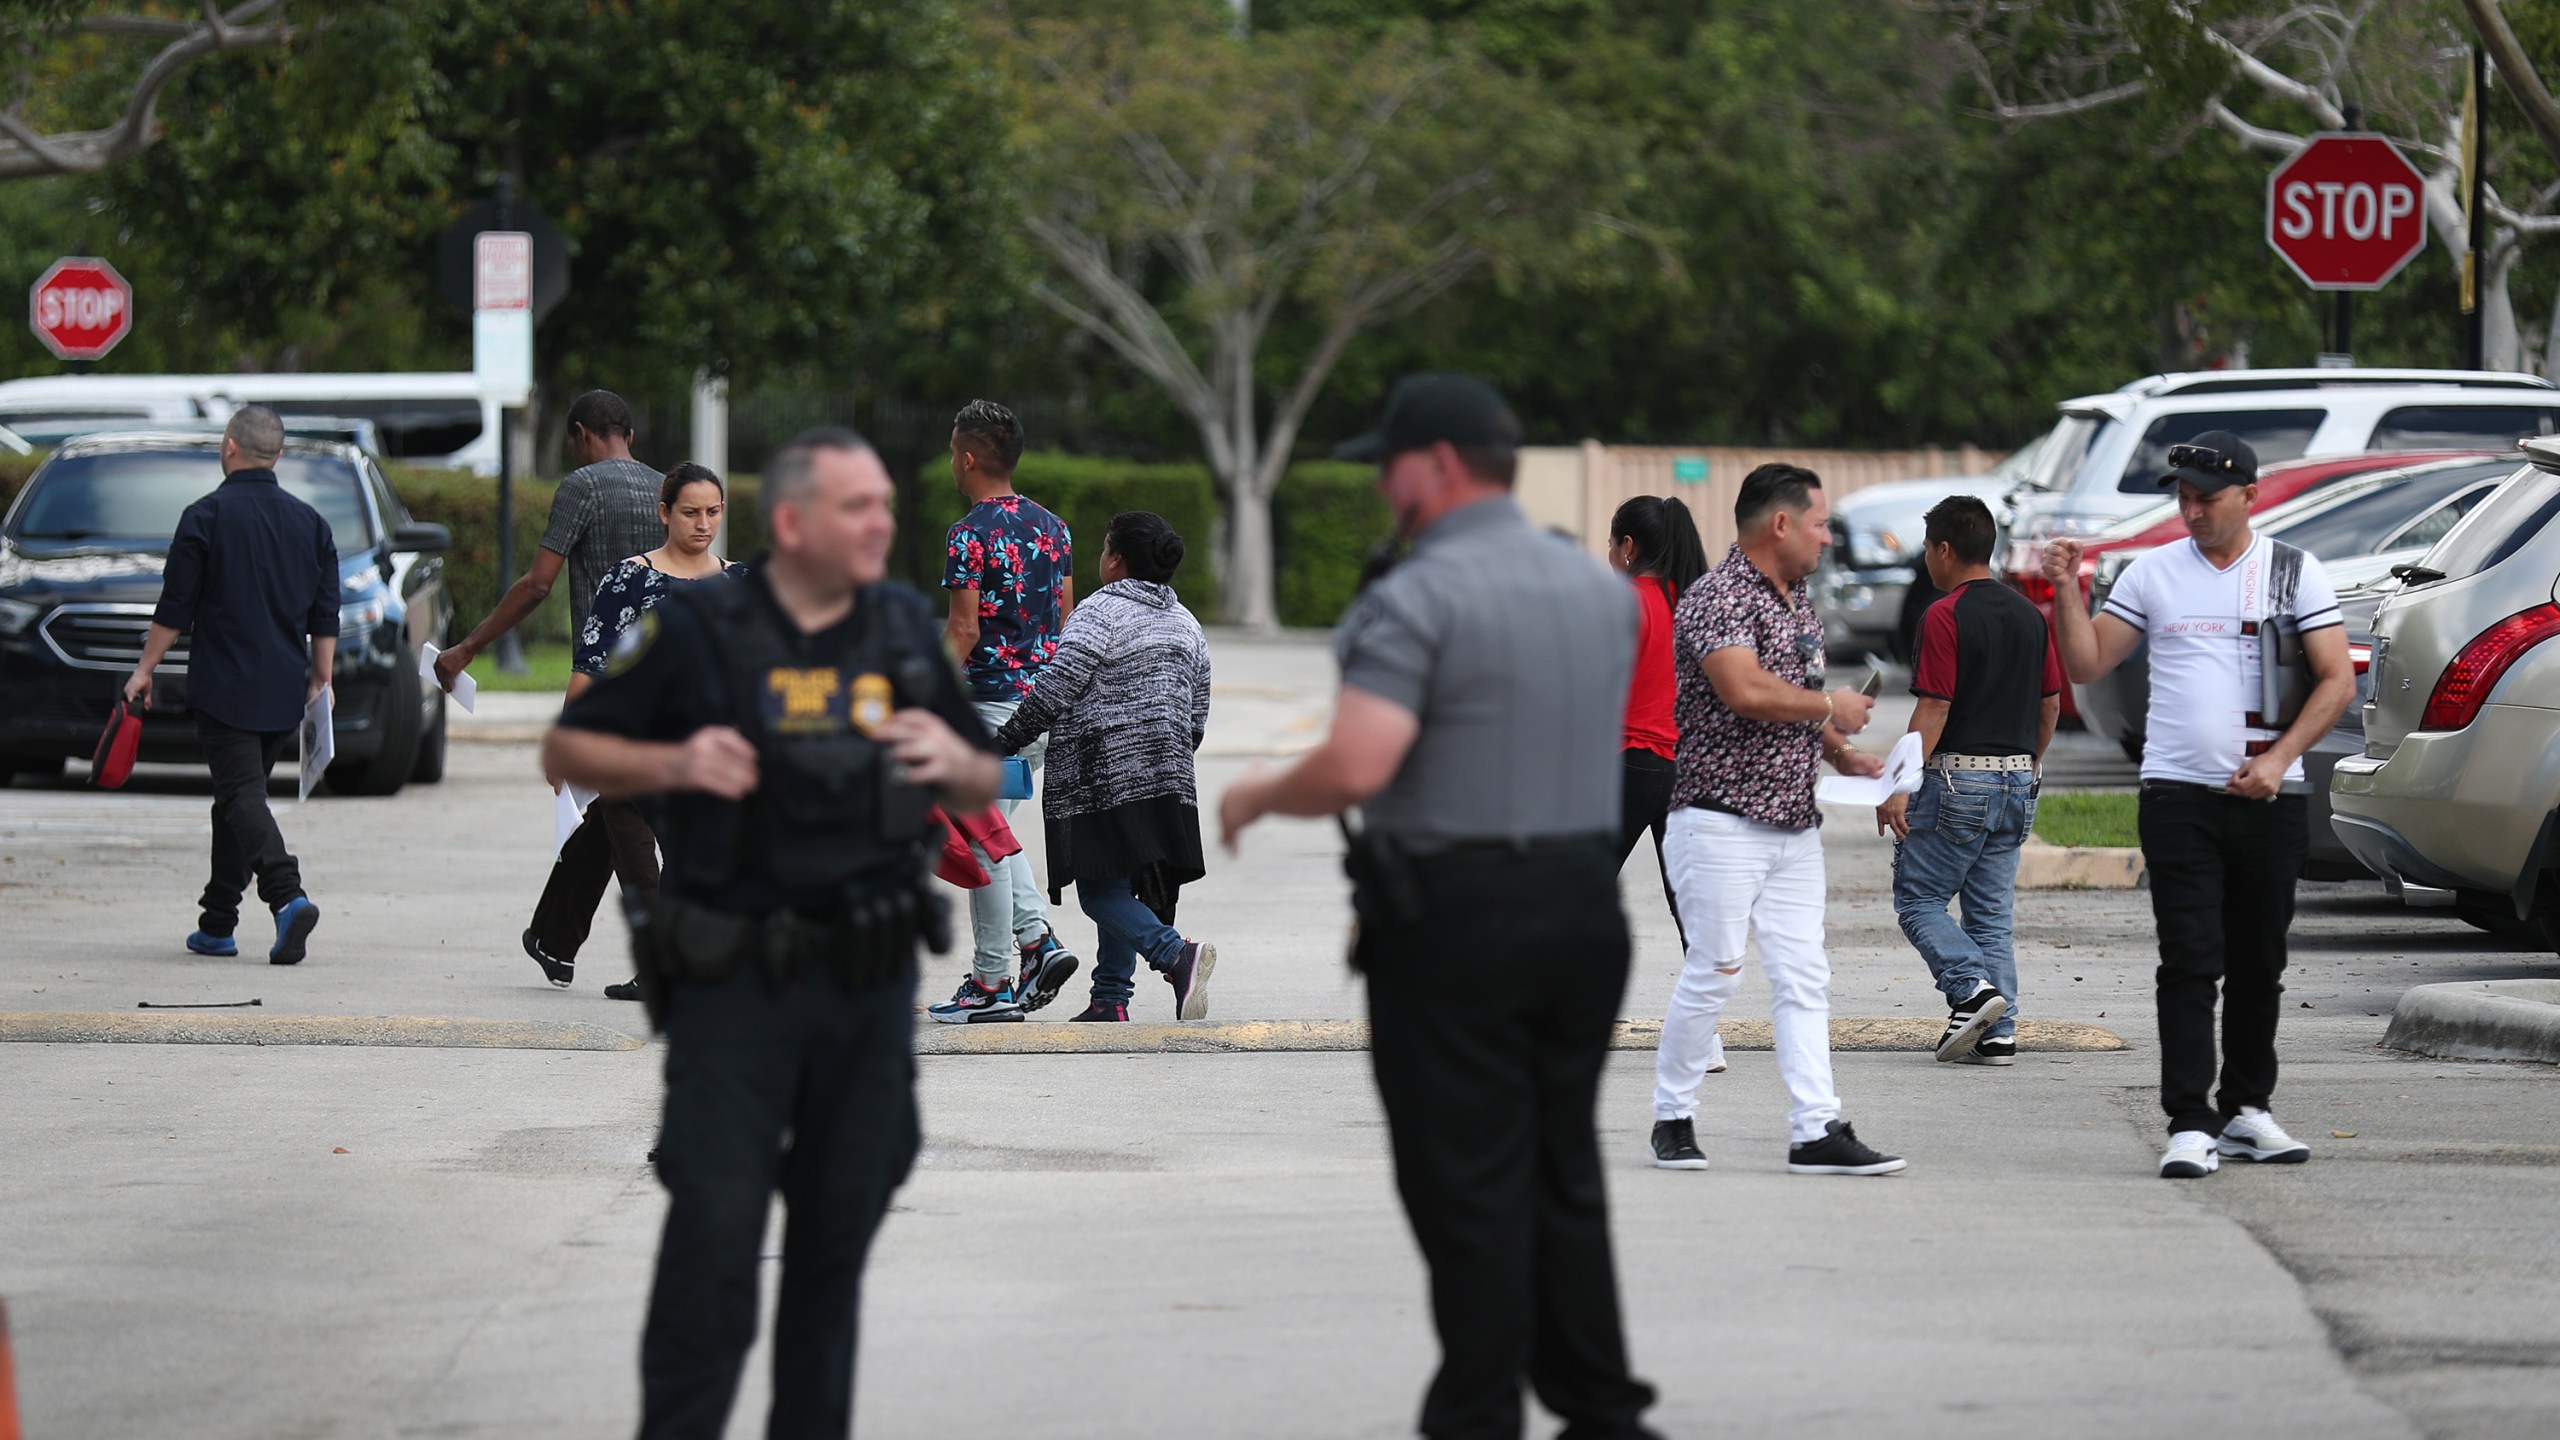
[1222,375,1661,1440]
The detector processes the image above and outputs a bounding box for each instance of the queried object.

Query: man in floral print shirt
[1648,463,1909,1179]
[931,399,1083,1021]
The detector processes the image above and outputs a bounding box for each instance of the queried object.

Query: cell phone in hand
[1858,661,1887,698]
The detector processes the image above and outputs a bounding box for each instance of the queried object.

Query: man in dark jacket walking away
[123,406,337,964]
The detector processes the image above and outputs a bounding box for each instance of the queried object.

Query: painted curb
[915,1017,2127,1056]
[2383,980,2560,1063]
[2018,839,2146,890]
[0,1011,646,1051]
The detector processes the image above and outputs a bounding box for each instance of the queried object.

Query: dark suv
[0,432,452,794]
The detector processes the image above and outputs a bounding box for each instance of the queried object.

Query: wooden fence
[1517,442,2005,559]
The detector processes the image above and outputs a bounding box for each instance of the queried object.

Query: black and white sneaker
[1650,1118,1709,1171]
[2160,1130,2220,1179]
[1787,1120,1906,1176]
[1935,983,2009,1063]
[1016,932,1081,1014]
[1954,1036,2016,1066]
[523,928,574,987]
[2217,1107,2310,1164]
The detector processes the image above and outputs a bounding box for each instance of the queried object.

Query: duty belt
[1927,753,2037,773]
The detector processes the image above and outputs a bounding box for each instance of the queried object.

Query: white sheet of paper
[419,643,477,713]
[1815,729,1927,808]
[554,782,598,857]
[297,689,335,803]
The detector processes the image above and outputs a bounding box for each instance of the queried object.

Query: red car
[2000,450,2499,720]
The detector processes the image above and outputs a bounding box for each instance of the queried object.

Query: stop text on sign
[35,285,126,332]
[2263,134,2430,292]
[2274,178,2418,244]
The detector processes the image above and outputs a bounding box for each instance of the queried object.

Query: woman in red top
[1610,495,1707,927]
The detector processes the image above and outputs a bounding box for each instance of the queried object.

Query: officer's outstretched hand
[879,708,998,804]
[672,726,760,799]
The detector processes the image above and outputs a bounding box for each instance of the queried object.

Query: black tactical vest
[665,577,937,903]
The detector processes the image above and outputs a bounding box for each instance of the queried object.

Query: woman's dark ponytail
[1106,510,1185,583]
[1609,494,1709,596]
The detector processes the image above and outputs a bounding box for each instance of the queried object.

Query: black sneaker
[523,928,574,987]
[1955,1036,2016,1066]
[1787,1120,1907,1176]
[1935,983,2009,1063]
[1163,940,1214,1021]
[1016,932,1081,1014]
[1650,1118,1709,1171]
[1068,999,1128,1022]
[603,979,643,1002]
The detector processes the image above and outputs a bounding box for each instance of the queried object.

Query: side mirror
[391,522,451,554]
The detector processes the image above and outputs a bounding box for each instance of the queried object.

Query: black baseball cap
[2158,430,2260,492]
[1333,373,1522,462]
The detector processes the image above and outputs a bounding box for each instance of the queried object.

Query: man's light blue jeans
[970,700,1051,988]
[1891,769,2037,1039]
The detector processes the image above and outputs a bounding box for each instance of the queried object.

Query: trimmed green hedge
[1275,461,1390,628]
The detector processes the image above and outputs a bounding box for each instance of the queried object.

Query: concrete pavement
[3,630,2557,1438]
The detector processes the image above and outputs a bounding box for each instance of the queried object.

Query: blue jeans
[1891,769,2037,1038]
[1076,873,1186,1005]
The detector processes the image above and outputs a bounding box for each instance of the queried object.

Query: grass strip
[2034,790,2140,849]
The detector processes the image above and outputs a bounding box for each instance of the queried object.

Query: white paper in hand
[419,643,477,713]
[1815,730,1927,808]
[554,782,598,858]
[297,689,335,803]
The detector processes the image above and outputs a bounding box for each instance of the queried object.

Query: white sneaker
[2159,1130,2220,1179]
[2217,1107,2311,1164]
[1705,1031,1727,1075]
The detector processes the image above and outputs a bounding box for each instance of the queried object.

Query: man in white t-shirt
[2044,429,2357,1181]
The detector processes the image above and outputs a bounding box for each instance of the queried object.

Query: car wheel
[2453,890,2560,949]
[326,657,423,797]
[409,688,447,784]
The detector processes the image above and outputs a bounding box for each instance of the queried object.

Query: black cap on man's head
[2158,430,2259,492]
[1333,373,1522,462]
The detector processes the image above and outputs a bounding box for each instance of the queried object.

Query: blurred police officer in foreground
[1220,376,1662,1440]
[542,427,999,1439]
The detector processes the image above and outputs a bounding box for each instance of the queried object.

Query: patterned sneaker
[926,975,1023,1024]
[1068,999,1129,1022]
[2217,1107,2310,1164]
[1016,932,1082,1015]
[1162,940,1215,1021]
[1935,983,2009,1062]
[1954,1035,2017,1066]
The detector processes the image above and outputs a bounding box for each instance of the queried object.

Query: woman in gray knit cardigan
[991,512,1216,1021]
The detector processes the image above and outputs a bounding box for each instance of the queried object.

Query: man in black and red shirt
[1878,495,2061,1065]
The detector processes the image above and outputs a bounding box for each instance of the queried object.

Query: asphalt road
[2,631,2555,1438]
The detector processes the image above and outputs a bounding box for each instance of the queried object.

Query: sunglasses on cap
[2165,443,2245,476]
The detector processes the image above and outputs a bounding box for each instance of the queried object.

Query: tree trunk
[1224,479,1280,631]
[2485,234,2525,373]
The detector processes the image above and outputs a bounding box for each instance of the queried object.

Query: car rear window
[2112,409,2325,493]
[2418,465,2560,582]
[2370,405,2560,450]
[253,398,482,459]
[2269,463,2512,561]
[7,451,373,551]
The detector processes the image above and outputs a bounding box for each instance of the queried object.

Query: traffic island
[2383,980,2560,1064]
[915,1016,2128,1056]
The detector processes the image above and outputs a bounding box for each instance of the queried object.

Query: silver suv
[2330,440,2560,947]
[2005,368,2560,543]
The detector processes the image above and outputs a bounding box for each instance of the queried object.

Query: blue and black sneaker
[185,930,237,957]
[1016,932,1081,1014]
[926,974,1022,1024]
[269,896,320,966]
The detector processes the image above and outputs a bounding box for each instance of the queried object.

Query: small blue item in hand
[999,757,1035,801]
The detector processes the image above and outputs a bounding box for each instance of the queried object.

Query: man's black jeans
[195,717,302,934]
[2137,782,2308,1137]
[1359,838,1660,1440]
[639,962,919,1440]
[529,799,660,960]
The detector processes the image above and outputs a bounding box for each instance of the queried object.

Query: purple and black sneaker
[1161,940,1215,1021]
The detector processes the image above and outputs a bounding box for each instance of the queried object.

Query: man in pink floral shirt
[932,400,1081,1022]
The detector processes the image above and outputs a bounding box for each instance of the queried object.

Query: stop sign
[2266,135,2430,291]
[29,256,134,361]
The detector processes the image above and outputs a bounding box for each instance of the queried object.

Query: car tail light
[2348,643,2371,675]
[2418,604,2560,731]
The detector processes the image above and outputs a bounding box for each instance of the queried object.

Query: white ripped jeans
[1654,807,1841,1143]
